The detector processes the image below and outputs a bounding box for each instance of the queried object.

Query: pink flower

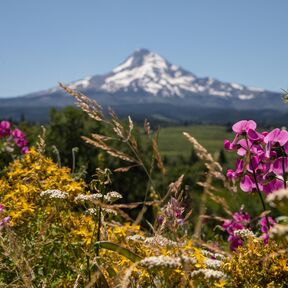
[232,120,257,134]
[240,175,255,192]
[264,128,288,146]
[0,121,11,137]
[259,216,276,244]
[262,178,284,195]
[272,157,288,175]
[264,128,288,158]
[223,210,251,250]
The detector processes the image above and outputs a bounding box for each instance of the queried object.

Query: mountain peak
[67,48,267,100]
[112,48,168,73]
[103,49,197,96]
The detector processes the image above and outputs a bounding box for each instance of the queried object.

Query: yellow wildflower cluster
[223,237,288,287]
[0,148,85,225]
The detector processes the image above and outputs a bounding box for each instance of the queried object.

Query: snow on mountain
[91,48,264,100]
[69,77,92,89]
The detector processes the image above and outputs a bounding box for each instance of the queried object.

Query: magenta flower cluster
[223,120,284,249]
[223,209,276,250]
[224,120,288,194]
[222,209,251,250]
[0,120,29,154]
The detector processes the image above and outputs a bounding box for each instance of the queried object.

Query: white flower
[139,255,196,269]
[102,208,117,215]
[234,229,255,239]
[144,235,178,247]
[266,188,288,208]
[201,250,226,261]
[86,208,98,216]
[126,235,146,242]
[204,258,222,269]
[104,191,122,202]
[139,256,182,269]
[40,189,68,199]
[270,224,288,240]
[191,268,226,280]
[74,193,102,202]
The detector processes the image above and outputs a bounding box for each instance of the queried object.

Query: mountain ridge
[0,48,285,123]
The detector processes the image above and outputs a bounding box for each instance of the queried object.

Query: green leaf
[94,241,142,262]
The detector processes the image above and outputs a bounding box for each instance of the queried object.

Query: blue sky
[1,0,287,97]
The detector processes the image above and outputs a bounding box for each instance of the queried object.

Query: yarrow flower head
[40,189,68,199]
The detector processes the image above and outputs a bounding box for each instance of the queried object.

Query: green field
[157,125,233,159]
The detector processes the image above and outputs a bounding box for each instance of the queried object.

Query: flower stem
[281,148,287,189]
[245,135,270,229]
[251,166,270,230]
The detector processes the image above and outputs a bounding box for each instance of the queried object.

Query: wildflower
[233,228,255,239]
[204,258,222,269]
[191,268,226,280]
[259,216,276,243]
[40,189,68,199]
[102,208,117,215]
[222,209,251,250]
[266,188,288,210]
[158,197,185,226]
[0,204,11,228]
[0,121,11,137]
[224,120,257,151]
[269,223,288,241]
[74,193,102,202]
[139,255,196,269]
[0,216,11,227]
[104,191,122,202]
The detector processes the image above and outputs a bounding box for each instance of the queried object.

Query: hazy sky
[1,0,287,97]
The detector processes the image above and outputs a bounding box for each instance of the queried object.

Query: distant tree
[189,148,199,164]
[46,107,102,180]
[218,149,227,165]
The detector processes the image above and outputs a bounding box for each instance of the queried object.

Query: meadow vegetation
[0,85,287,287]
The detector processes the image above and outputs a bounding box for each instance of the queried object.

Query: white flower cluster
[204,258,222,269]
[270,224,288,240]
[139,256,182,269]
[201,250,226,261]
[40,189,68,199]
[86,208,98,216]
[126,235,146,242]
[74,193,102,202]
[191,268,226,280]
[233,229,255,239]
[139,255,198,270]
[102,208,117,215]
[104,191,122,202]
[144,235,178,247]
[126,234,178,247]
[266,188,288,208]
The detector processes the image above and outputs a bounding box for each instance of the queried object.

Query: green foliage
[46,107,102,180]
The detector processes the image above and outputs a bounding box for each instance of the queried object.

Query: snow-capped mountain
[0,48,284,123]
[67,48,266,100]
